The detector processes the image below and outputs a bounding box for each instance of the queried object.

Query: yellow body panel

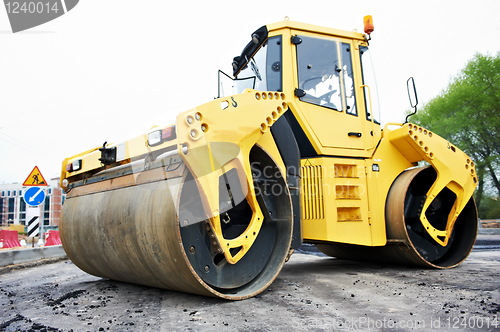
[298,120,477,247]
[301,157,373,245]
[60,128,178,186]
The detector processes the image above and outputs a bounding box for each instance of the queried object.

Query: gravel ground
[1,247,499,331]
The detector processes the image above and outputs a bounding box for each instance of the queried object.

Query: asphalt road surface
[1,239,499,332]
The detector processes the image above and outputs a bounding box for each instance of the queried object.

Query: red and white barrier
[44,230,62,246]
[0,230,22,248]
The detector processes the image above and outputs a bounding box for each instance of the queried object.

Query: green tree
[410,52,500,213]
[477,195,500,219]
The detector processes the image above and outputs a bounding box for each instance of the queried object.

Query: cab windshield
[359,46,380,123]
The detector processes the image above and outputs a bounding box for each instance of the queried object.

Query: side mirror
[407,77,418,108]
[405,77,418,123]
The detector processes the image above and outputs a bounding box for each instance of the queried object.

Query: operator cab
[219,22,381,156]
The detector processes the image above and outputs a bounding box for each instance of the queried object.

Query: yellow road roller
[60,18,478,300]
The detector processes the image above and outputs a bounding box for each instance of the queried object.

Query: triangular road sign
[23,166,48,186]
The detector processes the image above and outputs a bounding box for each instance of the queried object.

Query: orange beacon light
[364,15,374,35]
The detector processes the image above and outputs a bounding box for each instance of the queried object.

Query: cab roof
[267,20,366,41]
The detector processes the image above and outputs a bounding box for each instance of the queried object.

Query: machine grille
[301,165,325,220]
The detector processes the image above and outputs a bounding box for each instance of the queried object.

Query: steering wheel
[301,76,338,109]
[301,76,324,91]
[317,89,336,102]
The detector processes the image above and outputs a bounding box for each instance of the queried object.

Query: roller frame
[175,90,290,264]
[388,123,478,247]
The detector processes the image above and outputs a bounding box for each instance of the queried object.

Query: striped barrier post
[26,206,41,247]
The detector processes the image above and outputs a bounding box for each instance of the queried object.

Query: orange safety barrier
[44,230,62,246]
[0,230,22,248]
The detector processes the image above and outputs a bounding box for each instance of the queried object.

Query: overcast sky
[1,0,499,184]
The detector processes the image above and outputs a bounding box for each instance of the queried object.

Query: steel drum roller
[316,167,478,268]
[60,146,293,300]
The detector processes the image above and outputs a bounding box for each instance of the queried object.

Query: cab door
[293,33,365,150]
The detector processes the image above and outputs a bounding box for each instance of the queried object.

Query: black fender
[270,115,303,249]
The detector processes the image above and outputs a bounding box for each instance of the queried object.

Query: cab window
[232,36,282,94]
[341,43,357,116]
[296,36,342,111]
[359,46,380,123]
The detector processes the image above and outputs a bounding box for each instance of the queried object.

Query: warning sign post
[23,166,48,187]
